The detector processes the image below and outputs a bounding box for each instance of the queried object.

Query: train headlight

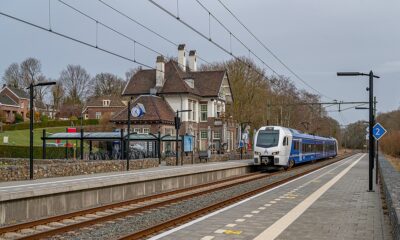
[272,151,280,155]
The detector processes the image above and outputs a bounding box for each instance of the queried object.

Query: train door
[298,139,302,162]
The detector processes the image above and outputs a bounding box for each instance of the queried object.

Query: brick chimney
[155,55,165,88]
[178,44,186,71]
[189,50,197,71]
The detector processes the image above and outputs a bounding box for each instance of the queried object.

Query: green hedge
[0,145,81,159]
[3,119,99,131]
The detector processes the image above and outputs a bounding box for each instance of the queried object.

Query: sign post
[372,122,387,186]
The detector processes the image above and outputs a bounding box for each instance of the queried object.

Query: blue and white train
[253,126,338,169]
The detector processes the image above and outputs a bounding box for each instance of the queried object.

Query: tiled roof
[0,94,18,106]
[111,95,175,123]
[122,60,226,98]
[86,95,125,107]
[8,87,29,99]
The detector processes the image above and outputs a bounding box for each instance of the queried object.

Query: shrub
[14,113,24,123]
[380,131,400,157]
[3,119,99,131]
[0,145,81,159]
[40,115,49,123]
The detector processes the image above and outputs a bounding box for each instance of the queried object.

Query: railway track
[0,152,355,240]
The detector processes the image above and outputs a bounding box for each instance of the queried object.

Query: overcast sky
[1,0,399,126]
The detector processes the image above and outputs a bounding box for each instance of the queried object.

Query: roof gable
[111,95,175,123]
[122,60,227,99]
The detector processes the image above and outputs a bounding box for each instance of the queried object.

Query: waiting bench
[198,151,209,162]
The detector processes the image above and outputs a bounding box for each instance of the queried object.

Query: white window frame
[95,112,101,119]
[200,104,208,122]
[103,100,111,107]
[143,128,150,134]
[200,130,208,139]
[213,131,221,139]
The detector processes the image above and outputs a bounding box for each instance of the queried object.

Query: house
[57,104,82,120]
[0,85,29,123]
[84,95,126,120]
[34,100,57,119]
[113,44,238,153]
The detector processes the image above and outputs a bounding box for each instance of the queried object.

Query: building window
[213,132,221,139]
[200,130,208,139]
[103,100,111,107]
[95,112,101,119]
[200,104,207,122]
[143,128,150,134]
[133,128,142,134]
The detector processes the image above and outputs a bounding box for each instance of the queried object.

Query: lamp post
[28,81,57,180]
[337,71,379,191]
[175,110,192,165]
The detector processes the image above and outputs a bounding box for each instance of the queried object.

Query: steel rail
[118,152,356,239]
[1,152,354,239]
[0,171,261,235]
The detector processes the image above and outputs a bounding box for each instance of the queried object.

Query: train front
[253,126,290,166]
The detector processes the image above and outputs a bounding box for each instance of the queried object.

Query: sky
[0,0,399,126]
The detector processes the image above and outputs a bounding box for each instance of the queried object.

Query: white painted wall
[164,95,189,121]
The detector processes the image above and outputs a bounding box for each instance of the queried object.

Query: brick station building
[112,44,239,153]
[83,95,126,120]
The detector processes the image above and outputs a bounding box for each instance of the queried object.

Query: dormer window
[184,78,194,88]
[103,100,111,107]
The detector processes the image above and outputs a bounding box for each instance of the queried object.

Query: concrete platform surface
[0,159,253,202]
[151,153,393,240]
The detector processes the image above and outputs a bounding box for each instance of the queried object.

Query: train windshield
[256,130,279,148]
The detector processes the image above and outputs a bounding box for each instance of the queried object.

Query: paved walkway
[152,153,392,240]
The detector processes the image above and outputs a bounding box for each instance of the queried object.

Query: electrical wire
[216,0,334,101]
[0,11,159,72]
[97,0,211,65]
[147,0,279,86]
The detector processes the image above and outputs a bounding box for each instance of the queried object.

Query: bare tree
[59,65,92,105]
[93,73,125,96]
[2,63,21,88]
[50,81,64,118]
[125,67,140,82]
[20,57,42,88]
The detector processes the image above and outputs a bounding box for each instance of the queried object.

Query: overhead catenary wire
[97,0,211,65]
[216,0,335,101]
[57,0,197,72]
[147,0,279,87]
[0,11,165,74]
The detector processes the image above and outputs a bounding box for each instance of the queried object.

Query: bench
[198,151,209,162]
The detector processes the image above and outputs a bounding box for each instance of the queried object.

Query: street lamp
[337,71,379,191]
[28,81,57,180]
[175,110,192,165]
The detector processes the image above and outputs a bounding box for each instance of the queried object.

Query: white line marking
[252,211,260,214]
[269,201,277,203]
[235,219,246,222]
[264,204,271,207]
[259,207,266,210]
[214,229,225,234]
[0,161,247,190]
[274,199,281,201]
[226,223,236,227]
[201,236,215,240]
[147,154,359,240]
[244,214,253,218]
[253,154,364,240]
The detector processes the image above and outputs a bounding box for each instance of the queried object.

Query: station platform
[0,159,253,225]
[151,153,393,240]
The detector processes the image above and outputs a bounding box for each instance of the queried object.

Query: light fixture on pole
[28,81,57,180]
[337,71,379,191]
